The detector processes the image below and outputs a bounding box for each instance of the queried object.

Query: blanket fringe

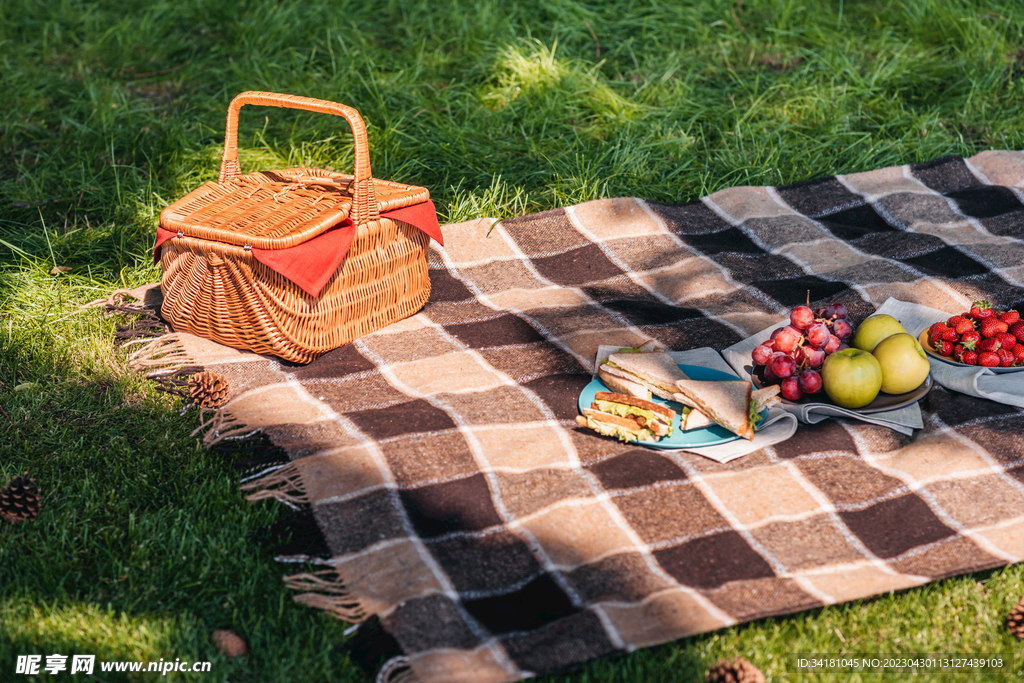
[285,568,366,622]
[148,365,205,399]
[109,304,169,341]
[218,434,292,480]
[241,461,310,506]
[193,409,258,445]
[128,334,194,377]
[83,285,160,310]
[376,657,419,683]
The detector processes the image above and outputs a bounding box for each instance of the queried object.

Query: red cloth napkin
[154,200,443,297]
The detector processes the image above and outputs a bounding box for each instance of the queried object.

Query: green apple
[851,314,907,352]
[822,348,883,409]
[872,332,930,394]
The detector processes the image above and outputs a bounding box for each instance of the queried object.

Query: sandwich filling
[579,410,659,443]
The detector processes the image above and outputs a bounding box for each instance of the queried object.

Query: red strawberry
[998,332,1018,349]
[980,318,1009,338]
[970,300,994,319]
[952,342,964,358]
[960,349,979,365]
[979,351,1001,367]
[999,310,1020,325]
[947,315,967,328]
[960,330,981,346]
[1013,344,1024,365]
[941,328,960,342]
[978,338,1001,353]
[1011,320,1024,344]
[930,322,951,343]
[998,348,1015,367]
[954,318,975,335]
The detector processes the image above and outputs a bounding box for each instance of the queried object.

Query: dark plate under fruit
[917,328,1024,374]
[751,364,932,413]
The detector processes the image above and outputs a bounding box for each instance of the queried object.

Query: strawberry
[960,349,979,365]
[970,300,994,319]
[941,328,960,342]
[930,322,951,342]
[954,318,975,335]
[999,310,1020,325]
[960,330,981,346]
[998,332,1018,349]
[980,317,1009,338]
[947,315,967,328]
[1013,344,1024,365]
[979,351,1001,367]
[998,348,1015,367]
[978,338,1001,353]
[952,342,965,358]
[1011,320,1024,344]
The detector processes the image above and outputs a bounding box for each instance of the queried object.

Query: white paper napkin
[873,297,1024,409]
[720,319,924,436]
[593,345,798,463]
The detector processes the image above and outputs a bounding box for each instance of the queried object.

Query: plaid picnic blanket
[128,151,1024,683]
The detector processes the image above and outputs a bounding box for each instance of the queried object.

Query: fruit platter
[919,300,1024,373]
[749,300,932,410]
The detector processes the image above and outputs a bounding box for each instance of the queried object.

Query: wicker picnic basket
[157,92,432,363]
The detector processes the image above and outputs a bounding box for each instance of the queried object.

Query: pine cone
[188,371,230,408]
[212,629,247,657]
[707,657,765,683]
[1008,597,1024,638]
[0,473,40,523]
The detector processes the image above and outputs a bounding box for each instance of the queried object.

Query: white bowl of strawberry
[920,300,1024,371]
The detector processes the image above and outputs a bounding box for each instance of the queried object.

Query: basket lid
[159,167,430,249]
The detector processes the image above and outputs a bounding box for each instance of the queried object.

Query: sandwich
[681,385,781,432]
[576,392,676,443]
[751,385,782,413]
[672,378,755,440]
[599,350,689,400]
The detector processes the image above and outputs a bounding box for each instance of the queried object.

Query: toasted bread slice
[581,408,642,429]
[601,351,689,400]
[597,366,651,400]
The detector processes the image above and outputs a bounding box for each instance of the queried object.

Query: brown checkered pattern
[157,152,1024,682]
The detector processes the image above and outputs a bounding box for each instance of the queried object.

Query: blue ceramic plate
[577,364,761,449]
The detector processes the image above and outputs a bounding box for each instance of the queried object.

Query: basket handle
[219,91,379,223]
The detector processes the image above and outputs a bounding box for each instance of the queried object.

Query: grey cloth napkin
[873,297,1024,409]
[594,345,798,463]
[721,319,924,436]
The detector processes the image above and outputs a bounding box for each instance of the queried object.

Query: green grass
[2,0,1024,680]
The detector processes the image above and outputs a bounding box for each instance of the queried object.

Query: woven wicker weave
[158,92,432,363]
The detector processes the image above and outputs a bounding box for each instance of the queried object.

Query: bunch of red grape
[751,303,854,401]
